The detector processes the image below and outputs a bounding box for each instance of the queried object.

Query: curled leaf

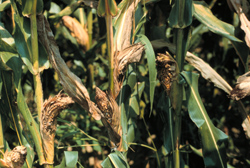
[40,93,74,164]
[62,16,89,52]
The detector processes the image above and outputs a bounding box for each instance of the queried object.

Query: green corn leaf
[193,1,239,42]
[168,0,193,28]
[101,151,129,168]
[49,1,85,21]
[137,34,157,114]
[97,0,118,17]
[0,1,11,12]
[193,1,249,71]
[181,71,228,168]
[64,151,78,167]
[11,2,49,74]
[119,70,137,151]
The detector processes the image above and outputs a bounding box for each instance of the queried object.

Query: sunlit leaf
[113,0,139,51]
[0,1,11,12]
[64,151,78,167]
[101,151,129,168]
[181,71,228,168]
[193,2,239,42]
[137,34,157,113]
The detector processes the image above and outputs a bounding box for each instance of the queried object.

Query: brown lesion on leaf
[40,92,74,164]
[0,146,27,168]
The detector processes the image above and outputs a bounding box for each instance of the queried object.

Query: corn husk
[62,16,89,52]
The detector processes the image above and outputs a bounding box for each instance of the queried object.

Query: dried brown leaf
[40,93,74,163]
[62,16,89,52]
[0,146,27,168]
[37,14,102,120]
[113,43,144,98]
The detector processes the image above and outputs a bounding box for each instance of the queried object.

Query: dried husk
[62,16,89,52]
[0,146,27,168]
[40,93,74,164]
[156,52,177,95]
[37,14,102,121]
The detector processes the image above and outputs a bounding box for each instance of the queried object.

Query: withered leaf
[40,93,74,163]
[37,14,102,121]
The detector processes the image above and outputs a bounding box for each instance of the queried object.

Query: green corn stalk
[168,0,192,167]
[97,0,118,96]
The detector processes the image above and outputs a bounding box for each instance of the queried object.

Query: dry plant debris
[40,92,74,164]
[0,146,27,168]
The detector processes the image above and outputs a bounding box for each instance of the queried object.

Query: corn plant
[0,0,250,168]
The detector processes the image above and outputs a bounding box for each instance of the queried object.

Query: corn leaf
[0,27,35,167]
[181,71,228,168]
[0,1,11,12]
[137,34,157,113]
[97,0,118,17]
[11,1,49,73]
[193,2,239,42]
[193,1,249,71]
[168,0,193,28]
[101,151,129,168]
[64,151,78,167]
[119,70,137,151]
[113,0,139,51]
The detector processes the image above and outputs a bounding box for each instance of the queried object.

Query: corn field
[0,0,250,167]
